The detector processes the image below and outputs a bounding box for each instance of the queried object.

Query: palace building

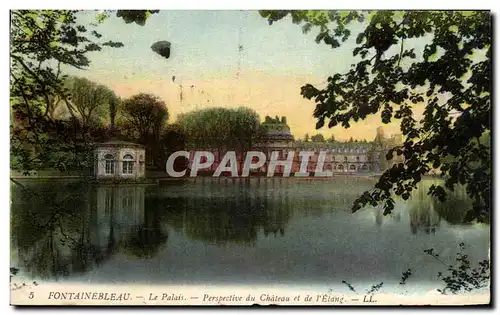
[185,116,403,176]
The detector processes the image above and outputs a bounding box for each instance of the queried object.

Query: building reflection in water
[93,185,145,254]
[11,183,166,280]
[159,178,293,245]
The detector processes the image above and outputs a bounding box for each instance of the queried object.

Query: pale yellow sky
[86,70,407,141]
[64,10,433,141]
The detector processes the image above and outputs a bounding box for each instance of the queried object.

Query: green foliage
[408,179,483,228]
[432,187,474,224]
[178,107,260,151]
[310,133,325,142]
[66,76,117,128]
[260,10,491,223]
[424,243,490,294]
[340,243,489,295]
[11,183,169,278]
[366,282,384,294]
[108,93,120,129]
[116,10,159,26]
[10,10,124,172]
[162,124,186,153]
[118,93,169,168]
[340,280,384,294]
[399,268,412,285]
[341,280,356,292]
[120,93,169,141]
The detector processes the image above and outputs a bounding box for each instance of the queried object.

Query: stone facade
[94,141,146,179]
[184,116,402,175]
[251,116,382,174]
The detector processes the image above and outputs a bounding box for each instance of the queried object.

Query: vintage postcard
[9,9,491,306]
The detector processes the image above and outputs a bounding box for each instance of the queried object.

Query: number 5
[29,292,34,299]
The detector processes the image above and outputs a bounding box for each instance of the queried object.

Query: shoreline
[10,173,442,182]
[10,168,442,183]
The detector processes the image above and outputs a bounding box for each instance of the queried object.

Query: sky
[64,10,425,140]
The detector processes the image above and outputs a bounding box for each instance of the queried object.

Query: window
[344,156,348,161]
[104,154,115,174]
[356,156,360,161]
[122,154,134,174]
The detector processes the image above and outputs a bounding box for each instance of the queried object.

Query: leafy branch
[259,10,491,224]
[424,243,490,294]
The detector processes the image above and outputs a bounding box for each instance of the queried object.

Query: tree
[327,135,336,142]
[303,133,310,142]
[260,10,491,223]
[161,123,187,171]
[115,10,160,26]
[10,10,126,172]
[310,133,325,142]
[120,93,169,141]
[66,76,116,128]
[178,107,260,151]
[120,93,168,168]
[108,94,120,130]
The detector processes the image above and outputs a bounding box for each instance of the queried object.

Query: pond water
[10,177,490,294]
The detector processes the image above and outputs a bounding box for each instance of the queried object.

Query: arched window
[104,154,115,174]
[356,156,360,161]
[361,164,368,171]
[350,164,356,170]
[123,154,134,174]
[337,164,344,170]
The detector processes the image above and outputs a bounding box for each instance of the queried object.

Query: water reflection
[409,201,441,235]
[407,182,475,234]
[11,183,166,280]
[369,180,478,234]
[10,178,487,284]
[154,180,293,245]
[374,207,402,227]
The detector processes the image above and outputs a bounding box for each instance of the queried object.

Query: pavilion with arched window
[94,141,146,179]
